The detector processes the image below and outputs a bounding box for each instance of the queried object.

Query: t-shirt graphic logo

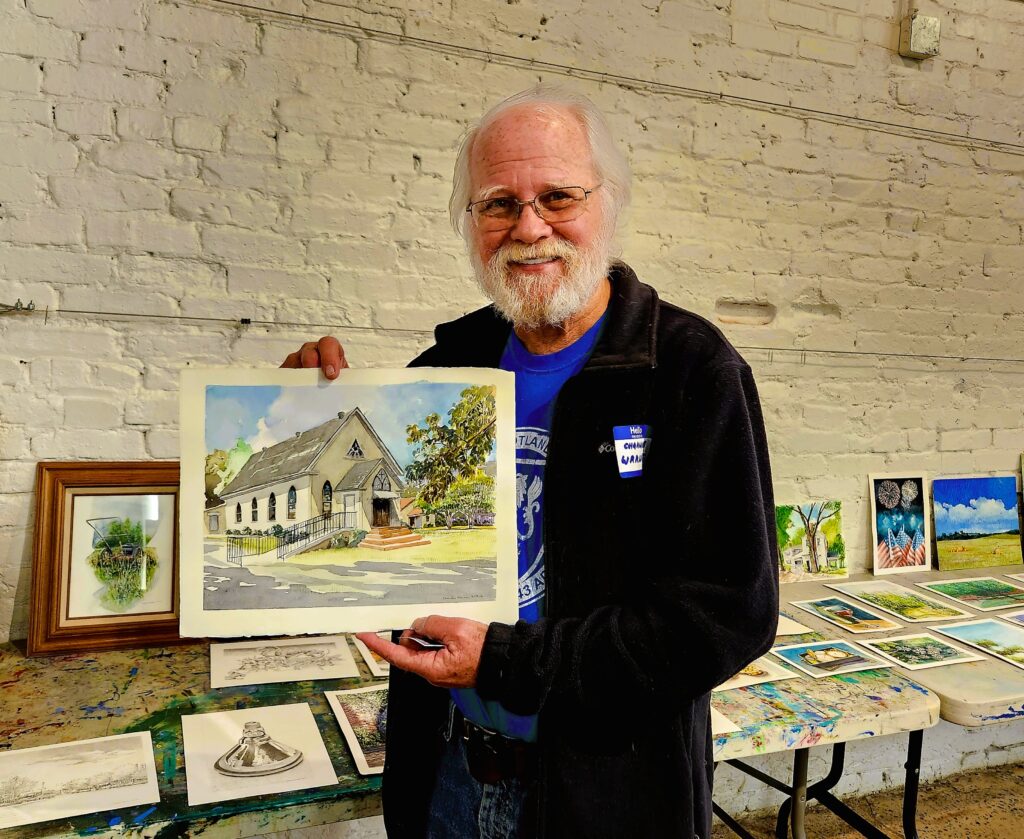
[516,426,548,609]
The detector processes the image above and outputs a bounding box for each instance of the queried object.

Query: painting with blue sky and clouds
[179,367,517,638]
[932,475,1022,571]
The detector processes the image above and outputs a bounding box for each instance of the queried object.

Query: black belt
[457,713,538,785]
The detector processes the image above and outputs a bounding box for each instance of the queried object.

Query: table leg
[790,748,809,839]
[902,729,923,839]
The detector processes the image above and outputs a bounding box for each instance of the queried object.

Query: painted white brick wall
[0,0,1022,831]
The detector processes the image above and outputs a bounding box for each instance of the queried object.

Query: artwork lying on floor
[858,633,984,671]
[869,473,931,575]
[789,596,902,634]
[209,635,359,688]
[179,368,517,637]
[828,580,971,623]
[771,640,892,679]
[715,654,801,691]
[326,685,388,775]
[180,702,338,805]
[352,632,390,678]
[0,732,160,829]
[775,501,847,582]
[917,577,1024,612]
[932,475,1022,571]
[934,619,1024,671]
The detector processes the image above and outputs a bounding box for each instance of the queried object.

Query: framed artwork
[776,500,847,583]
[869,473,931,574]
[858,633,983,671]
[179,368,517,638]
[28,461,181,656]
[789,596,901,634]
[827,580,970,623]
[932,475,1022,571]
[916,577,1024,612]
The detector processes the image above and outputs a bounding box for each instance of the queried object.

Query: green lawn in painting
[923,577,1024,610]
[936,532,1023,571]
[290,527,496,567]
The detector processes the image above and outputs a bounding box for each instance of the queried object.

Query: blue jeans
[425,704,531,839]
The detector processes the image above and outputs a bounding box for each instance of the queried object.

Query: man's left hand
[355,615,488,688]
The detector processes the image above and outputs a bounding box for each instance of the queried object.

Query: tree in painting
[405,386,496,508]
[776,501,845,580]
[87,517,159,611]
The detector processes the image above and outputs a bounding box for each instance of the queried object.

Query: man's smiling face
[466,105,611,329]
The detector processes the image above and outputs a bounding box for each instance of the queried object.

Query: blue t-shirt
[452,313,606,741]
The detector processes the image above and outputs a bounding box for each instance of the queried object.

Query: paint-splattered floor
[711,762,1024,838]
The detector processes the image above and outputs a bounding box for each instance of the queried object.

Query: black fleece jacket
[383,263,779,838]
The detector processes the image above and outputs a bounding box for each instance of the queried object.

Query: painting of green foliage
[87,517,158,612]
[830,580,970,623]
[919,577,1024,611]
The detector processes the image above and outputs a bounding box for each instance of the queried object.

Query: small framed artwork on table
[28,461,182,656]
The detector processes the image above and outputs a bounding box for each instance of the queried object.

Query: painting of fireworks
[917,577,1024,612]
[0,732,159,829]
[934,619,1024,671]
[325,685,388,775]
[828,580,971,623]
[932,475,1022,571]
[789,596,901,634]
[179,368,517,638]
[859,633,983,670]
[771,640,892,679]
[714,654,801,691]
[869,474,931,575]
[775,501,847,583]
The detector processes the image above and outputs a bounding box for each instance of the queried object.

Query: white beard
[471,235,612,330]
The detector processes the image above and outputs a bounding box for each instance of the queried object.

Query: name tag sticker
[612,424,650,479]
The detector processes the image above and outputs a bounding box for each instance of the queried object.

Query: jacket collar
[431,262,659,370]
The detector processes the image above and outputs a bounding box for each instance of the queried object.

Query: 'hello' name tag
[613,424,650,479]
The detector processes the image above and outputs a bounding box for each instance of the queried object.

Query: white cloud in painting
[935,496,1019,535]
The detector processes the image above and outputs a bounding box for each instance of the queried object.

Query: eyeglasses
[466,185,599,231]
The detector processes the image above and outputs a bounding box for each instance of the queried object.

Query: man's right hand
[280,337,348,380]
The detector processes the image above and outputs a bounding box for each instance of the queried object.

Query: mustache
[489,240,578,270]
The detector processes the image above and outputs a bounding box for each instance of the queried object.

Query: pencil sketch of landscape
[0,732,159,830]
[210,635,359,688]
[179,368,517,638]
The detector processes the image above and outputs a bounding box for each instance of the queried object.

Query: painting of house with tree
[179,368,517,638]
[776,500,847,582]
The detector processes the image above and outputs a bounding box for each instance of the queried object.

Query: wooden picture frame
[28,461,184,656]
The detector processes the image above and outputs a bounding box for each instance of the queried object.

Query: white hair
[449,84,632,238]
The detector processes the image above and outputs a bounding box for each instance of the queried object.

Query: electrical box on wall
[899,12,941,59]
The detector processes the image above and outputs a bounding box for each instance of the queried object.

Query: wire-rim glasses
[466,185,599,231]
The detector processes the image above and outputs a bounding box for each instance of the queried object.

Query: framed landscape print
[28,461,181,656]
[179,368,517,638]
[869,473,931,575]
[932,475,1022,571]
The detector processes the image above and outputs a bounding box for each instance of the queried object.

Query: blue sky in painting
[933,476,1020,537]
[205,381,482,466]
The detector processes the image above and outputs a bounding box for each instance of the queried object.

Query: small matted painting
[869,473,931,575]
[714,654,801,691]
[28,461,181,656]
[917,577,1024,612]
[325,685,388,775]
[771,640,892,679]
[828,580,971,623]
[934,619,1024,671]
[858,633,983,670]
[789,596,901,634]
[932,475,1022,571]
[775,501,847,583]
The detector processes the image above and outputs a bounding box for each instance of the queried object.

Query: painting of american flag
[869,473,931,575]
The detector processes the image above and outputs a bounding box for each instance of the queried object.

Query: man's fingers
[356,631,436,676]
[279,351,300,369]
[317,337,347,379]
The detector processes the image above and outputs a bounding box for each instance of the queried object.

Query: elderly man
[283,86,778,839]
